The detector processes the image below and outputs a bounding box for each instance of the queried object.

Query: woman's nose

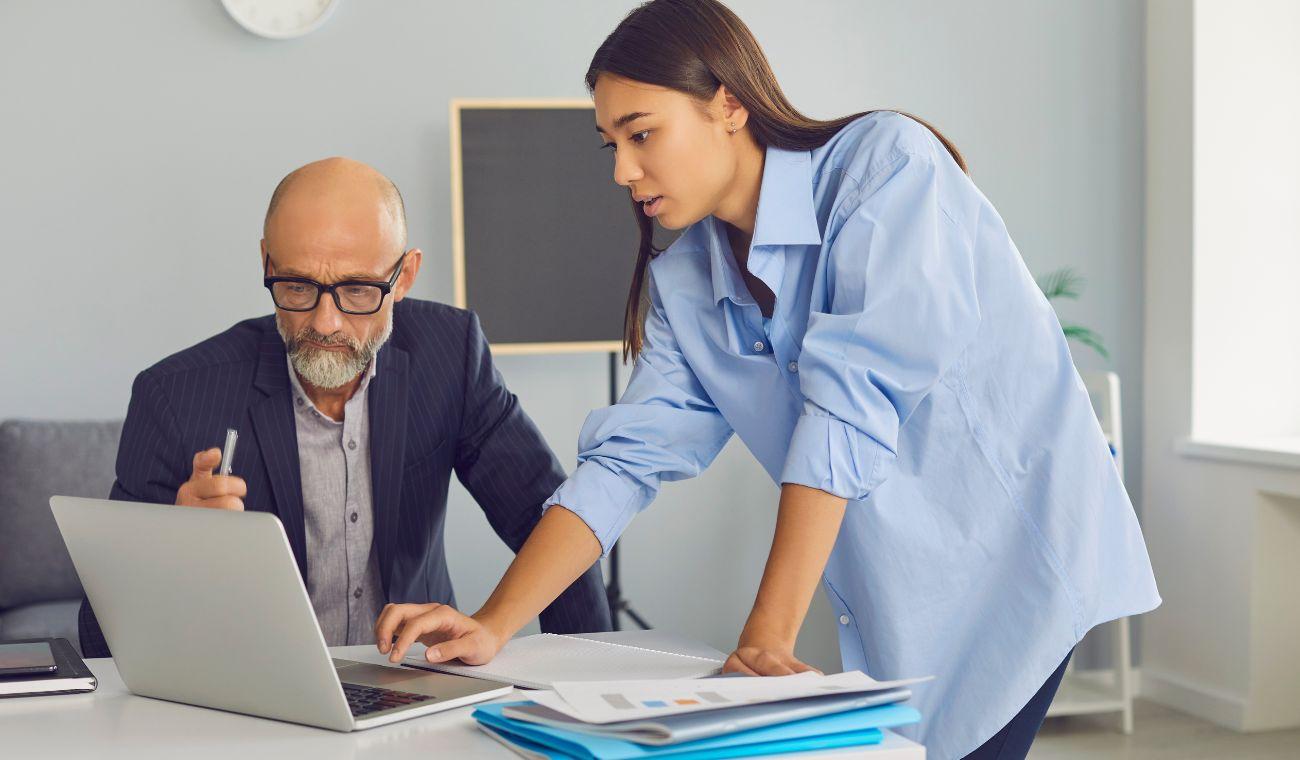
[613,150,643,187]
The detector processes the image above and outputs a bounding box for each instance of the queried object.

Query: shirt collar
[706,219,753,306]
[704,146,822,306]
[752,146,823,248]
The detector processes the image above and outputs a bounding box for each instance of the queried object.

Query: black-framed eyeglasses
[263,251,407,315]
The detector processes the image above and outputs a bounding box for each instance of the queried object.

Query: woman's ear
[715,85,750,133]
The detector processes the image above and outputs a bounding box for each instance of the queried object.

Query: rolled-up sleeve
[544,273,734,555]
[781,150,980,501]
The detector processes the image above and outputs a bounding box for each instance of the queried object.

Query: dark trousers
[961,649,1073,760]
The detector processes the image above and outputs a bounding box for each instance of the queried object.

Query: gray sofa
[0,419,122,655]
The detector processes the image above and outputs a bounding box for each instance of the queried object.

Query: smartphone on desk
[0,642,58,677]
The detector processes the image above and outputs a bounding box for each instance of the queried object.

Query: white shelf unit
[1044,370,1136,734]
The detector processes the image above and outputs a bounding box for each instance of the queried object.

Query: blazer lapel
[368,344,409,595]
[249,327,308,580]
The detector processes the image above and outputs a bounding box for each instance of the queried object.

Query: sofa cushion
[0,419,122,609]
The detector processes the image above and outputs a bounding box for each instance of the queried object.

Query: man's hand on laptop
[375,602,504,667]
[174,448,247,510]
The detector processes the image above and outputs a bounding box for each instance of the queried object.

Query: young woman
[377,1,1159,757]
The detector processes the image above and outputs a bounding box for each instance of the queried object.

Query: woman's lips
[642,195,664,217]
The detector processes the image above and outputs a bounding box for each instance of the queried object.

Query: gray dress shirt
[287,355,385,646]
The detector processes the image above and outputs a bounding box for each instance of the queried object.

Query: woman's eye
[631,130,650,143]
[600,142,616,152]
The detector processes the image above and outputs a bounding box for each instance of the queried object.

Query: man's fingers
[199,496,244,511]
[192,448,221,478]
[191,475,247,500]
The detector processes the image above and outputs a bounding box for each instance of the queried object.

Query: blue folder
[473,701,920,760]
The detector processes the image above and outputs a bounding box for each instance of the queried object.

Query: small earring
[728,121,737,134]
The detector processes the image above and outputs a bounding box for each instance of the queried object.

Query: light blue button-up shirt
[544,112,1160,758]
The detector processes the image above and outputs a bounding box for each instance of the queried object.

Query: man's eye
[286,283,310,294]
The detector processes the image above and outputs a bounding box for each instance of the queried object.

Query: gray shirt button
[839,614,850,625]
[350,511,358,523]
[347,439,357,450]
[354,587,363,599]
[788,361,799,373]
[295,397,304,407]
[753,340,765,353]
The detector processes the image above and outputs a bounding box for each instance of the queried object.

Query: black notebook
[0,637,97,698]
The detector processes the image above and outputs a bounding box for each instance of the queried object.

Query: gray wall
[0,1,1145,671]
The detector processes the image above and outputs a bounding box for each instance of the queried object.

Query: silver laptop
[50,495,511,731]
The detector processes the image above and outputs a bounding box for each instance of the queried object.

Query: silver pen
[219,428,239,476]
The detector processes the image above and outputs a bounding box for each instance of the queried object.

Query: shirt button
[347,439,357,450]
[354,587,363,599]
[295,397,304,407]
[788,361,799,373]
[753,340,765,353]
[350,511,358,523]
[839,614,850,626]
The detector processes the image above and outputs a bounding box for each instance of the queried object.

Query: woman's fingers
[723,652,759,676]
[424,633,489,665]
[791,659,823,675]
[388,606,471,663]
[374,603,441,655]
[726,647,813,676]
[751,649,796,676]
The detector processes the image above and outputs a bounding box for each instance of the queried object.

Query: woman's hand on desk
[374,602,506,666]
[724,630,823,677]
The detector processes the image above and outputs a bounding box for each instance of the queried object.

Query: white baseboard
[1140,668,1247,730]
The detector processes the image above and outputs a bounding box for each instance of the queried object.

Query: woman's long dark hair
[586,0,968,361]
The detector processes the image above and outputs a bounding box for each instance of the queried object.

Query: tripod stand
[603,351,651,631]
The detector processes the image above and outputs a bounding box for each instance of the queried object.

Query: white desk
[0,632,923,759]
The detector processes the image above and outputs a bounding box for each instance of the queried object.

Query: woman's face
[593,74,739,230]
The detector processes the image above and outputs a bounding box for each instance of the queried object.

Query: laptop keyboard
[341,681,436,717]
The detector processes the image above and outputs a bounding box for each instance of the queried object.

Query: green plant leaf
[1036,267,1084,301]
[1062,324,1110,359]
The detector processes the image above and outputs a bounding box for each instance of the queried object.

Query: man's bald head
[264,157,408,251]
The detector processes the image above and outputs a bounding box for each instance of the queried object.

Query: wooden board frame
[449,98,623,356]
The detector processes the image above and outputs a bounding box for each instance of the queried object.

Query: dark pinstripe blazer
[78,298,610,657]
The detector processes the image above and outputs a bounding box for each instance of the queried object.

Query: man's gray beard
[276,311,393,390]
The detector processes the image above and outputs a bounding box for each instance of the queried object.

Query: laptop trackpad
[333,659,443,694]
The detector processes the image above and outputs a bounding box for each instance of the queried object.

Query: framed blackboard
[450,100,676,354]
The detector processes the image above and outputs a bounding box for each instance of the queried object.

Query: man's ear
[393,248,423,301]
[260,239,270,274]
[716,85,751,133]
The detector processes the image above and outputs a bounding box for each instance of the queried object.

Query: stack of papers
[472,670,930,759]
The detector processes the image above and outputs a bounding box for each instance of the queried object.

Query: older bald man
[78,158,611,657]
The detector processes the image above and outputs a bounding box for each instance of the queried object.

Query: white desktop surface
[0,631,923,759]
